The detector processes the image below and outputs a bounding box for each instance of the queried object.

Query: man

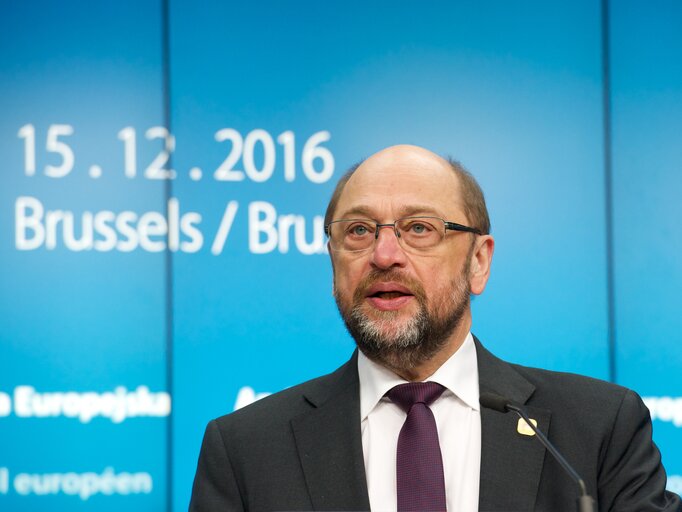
[190,145,680,511]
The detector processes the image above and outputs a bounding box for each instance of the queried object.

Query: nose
[370,225,408,269]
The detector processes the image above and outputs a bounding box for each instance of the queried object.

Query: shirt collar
[357,332,480,420]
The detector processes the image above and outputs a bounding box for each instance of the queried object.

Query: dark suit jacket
[190,339,681,511]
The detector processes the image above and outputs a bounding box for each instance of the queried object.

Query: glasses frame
[324,216,482,253]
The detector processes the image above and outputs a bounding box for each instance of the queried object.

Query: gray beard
[336,268,471,375]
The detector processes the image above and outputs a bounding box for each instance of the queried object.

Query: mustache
[352,269,427,304]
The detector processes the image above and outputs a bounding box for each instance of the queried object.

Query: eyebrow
[336,204,447,220]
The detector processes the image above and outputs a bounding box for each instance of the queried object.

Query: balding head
[324,145,490,235]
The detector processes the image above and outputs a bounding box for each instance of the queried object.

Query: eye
[405,221,434,234]
[346,222,372,237]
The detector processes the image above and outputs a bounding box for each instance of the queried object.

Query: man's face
[330,145,486,373]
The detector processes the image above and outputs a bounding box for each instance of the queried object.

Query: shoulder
[209,354,357,439]
[508,360,650,442]
[502,359,656,476]
[511,362,635,413]
[474,336,639,423]
[474,336,651,458]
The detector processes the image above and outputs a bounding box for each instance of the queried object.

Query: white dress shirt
[358,332,481,512]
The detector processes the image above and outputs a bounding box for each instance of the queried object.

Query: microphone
[479,392,596,512]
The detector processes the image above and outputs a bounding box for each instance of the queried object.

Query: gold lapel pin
[517,417,538,436]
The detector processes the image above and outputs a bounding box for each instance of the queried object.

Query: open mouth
[364,282,415,310]
[365,282,414,297]
[368,291,412,299]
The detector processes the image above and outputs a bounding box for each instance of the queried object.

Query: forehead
[336,146,463,218]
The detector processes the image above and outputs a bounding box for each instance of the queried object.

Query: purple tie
[387,382,447,512]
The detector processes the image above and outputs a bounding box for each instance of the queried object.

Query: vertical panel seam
[601,0,617,384]
[161,0,174,510]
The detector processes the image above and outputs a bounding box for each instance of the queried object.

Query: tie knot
[386,382,446,412]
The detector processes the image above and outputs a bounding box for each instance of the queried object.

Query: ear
[328,243,337,295]
[469,234,494,295]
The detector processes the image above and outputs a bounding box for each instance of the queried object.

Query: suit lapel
[291,352,371,511]
[289,341,551,511]
[476,339,551,511]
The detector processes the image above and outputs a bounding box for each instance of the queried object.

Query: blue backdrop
[0,1,680,510]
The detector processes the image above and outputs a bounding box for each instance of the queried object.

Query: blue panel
[610,0,682,488]
[9,1,681,509]
[169,1,608,508]
[0,1,167,510]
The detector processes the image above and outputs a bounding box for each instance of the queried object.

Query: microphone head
[479,392,511,413]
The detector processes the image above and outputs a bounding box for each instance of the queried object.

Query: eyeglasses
[324,216,482,253]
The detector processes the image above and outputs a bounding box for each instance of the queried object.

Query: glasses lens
[329,220,376,252]
[396,217,444,249]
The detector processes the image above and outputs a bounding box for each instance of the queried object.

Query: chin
[363,313,414,334]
